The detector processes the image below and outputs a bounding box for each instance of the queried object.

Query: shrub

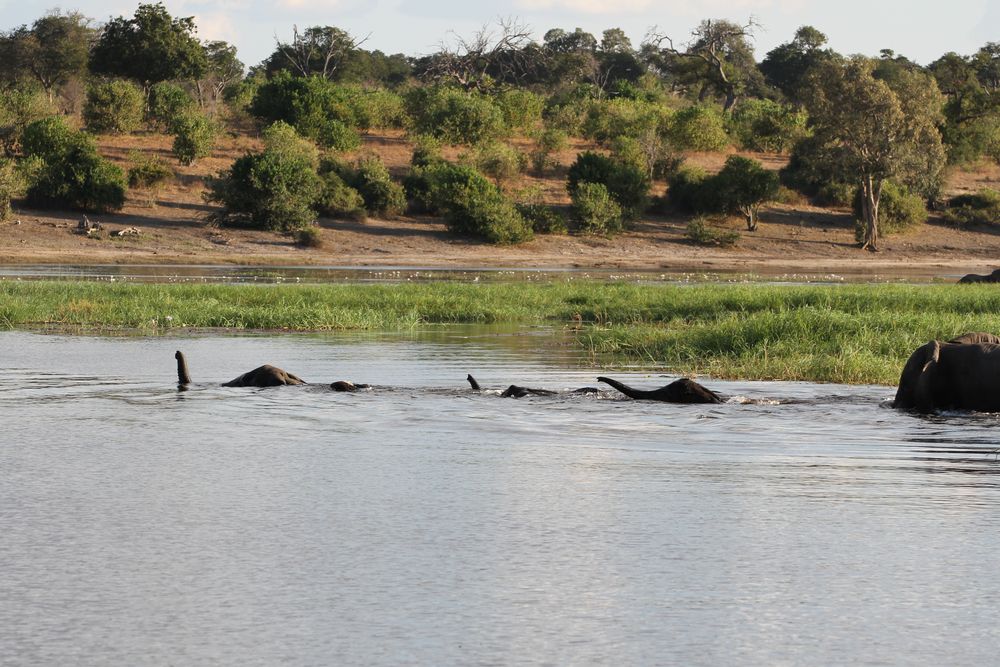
[83,80,145,134]
[943,188,1000,226]
[780,135,854,206]
[127,151,173,189]
[517,202,568,234]
[405,86,506,145]
[147,82,196,132]
[581,97,672,144]
[410,135,444,168]
[851,181,926,238]
[0,158,20,220]
[171,113,217,166]
[714,155,780,231]
[250,72,361,149]
[206,122,322,231]
[21,116,126,212]
[471,142,525,184]
[403,161,480,214]
[566,151,650,217]
[295,225,324,248]
[668,105,729,152]
[495,88,544,132]
[571,182,624,235]
[667,165,711,212]
[317,170,366,221]
[530,127,568,173]
[350,155,406,217]
[0,87,55,156]
[729,99,808,153]
[686,216,739,247]
[317,118,361,152]
[353,89,406,132]
[442,182,533,244]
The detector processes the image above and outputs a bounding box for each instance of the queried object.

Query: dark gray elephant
[597,376,722,403]
[176,351,367,390]
[958,269,1000,284]
[467,374,599,398]
[893,333,1000,412]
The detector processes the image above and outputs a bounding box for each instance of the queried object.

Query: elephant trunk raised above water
[175,350,305,387]
[893,332,1000,413]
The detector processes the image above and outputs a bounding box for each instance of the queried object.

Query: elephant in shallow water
[893,333,1000,413]
[176,351,368,390]
[958,269,1000,284]
[597,376,722,403]
[466,374,599,398]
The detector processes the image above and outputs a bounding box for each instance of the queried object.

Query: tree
[759,26,834,103]
[423,18,535,91]
[802,58,945,250]
[198,41,244,107]
[715,155,779,231]
[268,25,368,80]
[90,3,207,86]
[643,18,763,111]
[6,11,94,101]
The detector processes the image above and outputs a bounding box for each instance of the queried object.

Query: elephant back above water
[894,335,1000,412]
[958,269,1000,284]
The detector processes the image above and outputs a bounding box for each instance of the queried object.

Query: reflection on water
[3,330,1000,666]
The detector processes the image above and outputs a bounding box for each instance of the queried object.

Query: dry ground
[2,130,999,279]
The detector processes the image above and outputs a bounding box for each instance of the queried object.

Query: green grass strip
[3,280,1000,385]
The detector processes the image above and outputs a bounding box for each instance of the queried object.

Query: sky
[2,0,997,69]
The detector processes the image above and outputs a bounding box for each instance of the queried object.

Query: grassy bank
[4,280,1000,385]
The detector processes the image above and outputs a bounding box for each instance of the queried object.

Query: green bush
[471,142,525,184]
[571,182,624,235]
[530,127,568,173]
[127,151,173,188]
[83,80,145,134]
[295,225,324,248]
[405,86,506,145]
[686,216,740,247]
[667,165,711,212]
[780,135,854,206]
[442,182,533,244]
[0,158,21,220]
[171,113,217,166]
[249,72,364,150]
[21,116,127,212]
[404,161,475,214]
[353,89,406,132]
[350,155,406,217]
[517,202,567,234]
[410,135,444,168]
[317,170,366,221]
[147,82,196,132]
[729,99,808,153]
[581,98,672,144]
[567,151,650,217]
[0,88,55,156]
[206,122,322,231]
[495,88,544,133]
[668,105,729,152]
[851,181,926,238]
[714,155,780,231]
[317,119,361,152]
[943,188,1000,226]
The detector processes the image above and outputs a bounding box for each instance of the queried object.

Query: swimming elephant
[467,374,599,398]
[893,334,1000,412]
[221,364,305,387]
[597,376,723,403]
[958,269,1000,284]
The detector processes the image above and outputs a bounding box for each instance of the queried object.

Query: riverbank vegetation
[4,280,1000,385]
[1,5,999,252]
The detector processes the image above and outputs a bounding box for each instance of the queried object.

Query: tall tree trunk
[860,174,882,251]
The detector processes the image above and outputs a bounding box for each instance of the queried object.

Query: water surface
[3,330,1000,666]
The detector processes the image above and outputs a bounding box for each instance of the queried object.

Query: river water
[3,329,1000,666]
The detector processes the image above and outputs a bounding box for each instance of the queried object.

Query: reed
[4,281,999,385]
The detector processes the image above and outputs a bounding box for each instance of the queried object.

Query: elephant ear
[913,340,941,413]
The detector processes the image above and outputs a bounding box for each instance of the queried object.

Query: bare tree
[424,17,535,91]
[275,25,369,80]
[644,18,760,111]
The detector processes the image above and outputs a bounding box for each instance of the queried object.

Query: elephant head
[894,337,1000,413]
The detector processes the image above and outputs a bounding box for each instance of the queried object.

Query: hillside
[2,130,999,280]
